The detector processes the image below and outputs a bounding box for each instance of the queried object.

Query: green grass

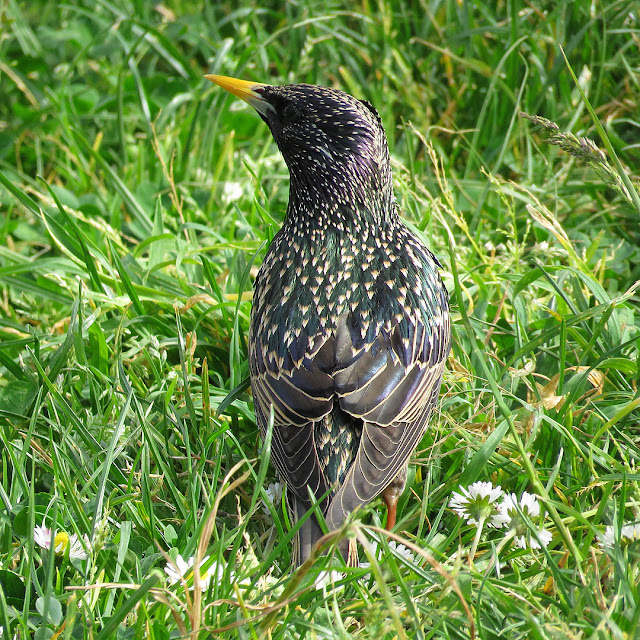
[1,1,639,638]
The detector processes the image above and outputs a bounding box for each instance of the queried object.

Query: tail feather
[291,496,357,566]
[292,497,324,566]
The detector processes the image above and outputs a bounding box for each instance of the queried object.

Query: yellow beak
[205,74,273,117]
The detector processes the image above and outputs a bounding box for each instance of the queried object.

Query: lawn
[1,1,639,638]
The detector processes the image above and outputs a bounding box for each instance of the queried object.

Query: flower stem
[468,515,486,567]
[484,531,515,579]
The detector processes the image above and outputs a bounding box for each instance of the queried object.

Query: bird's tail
[291,496,358,566]
[291,497,324,566]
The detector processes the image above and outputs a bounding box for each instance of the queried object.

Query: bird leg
[381,465,408,530]
[382,491,399,529]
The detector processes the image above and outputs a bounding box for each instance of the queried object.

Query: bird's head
[207,74,393,210]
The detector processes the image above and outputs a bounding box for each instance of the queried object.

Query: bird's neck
[285,161,395,231]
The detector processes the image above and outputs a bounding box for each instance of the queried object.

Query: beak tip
[205,74,272,117]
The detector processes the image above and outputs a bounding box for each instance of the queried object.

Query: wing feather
[325,308,449,529]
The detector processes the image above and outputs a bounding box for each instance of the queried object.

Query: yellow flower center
[54,531,70,555]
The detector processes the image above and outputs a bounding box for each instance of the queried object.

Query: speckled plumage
[209,76,451,565]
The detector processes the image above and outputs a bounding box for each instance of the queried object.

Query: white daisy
[599,526,616,549]
[499,492,552,549]
[221,181,244,204]
[262,481,284,515]
[361,539,417,568]
[164,554,225,590]
[387,541,416,563]
[620,523,640,543]
[600,523,640,549]
[500,492,539,521]
[314,569,344,591]
[449,481,507,528]
[33,523,89,560]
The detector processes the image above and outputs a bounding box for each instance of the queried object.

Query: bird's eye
[281,103,300,123]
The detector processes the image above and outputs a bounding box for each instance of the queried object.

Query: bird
[206,74,451,566]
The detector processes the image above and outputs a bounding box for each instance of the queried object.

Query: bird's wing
[325,304,451,529]
[251,285,451,523]
[251,335,335,508]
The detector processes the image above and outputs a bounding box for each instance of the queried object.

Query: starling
[207,74,451,565]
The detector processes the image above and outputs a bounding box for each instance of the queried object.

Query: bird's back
[250,207,450,562]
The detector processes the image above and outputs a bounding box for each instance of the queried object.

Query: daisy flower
[33,523,89,560]
[619,522,640,544]
[387,541,416,563]
[600,523,640,549]
[314,570,344,591]
[221,181,244,204]
[450,481,508,528]
[262,481,284,516]
[499,492,552,549]
[360,539,417,569]
[164,554,228,590]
